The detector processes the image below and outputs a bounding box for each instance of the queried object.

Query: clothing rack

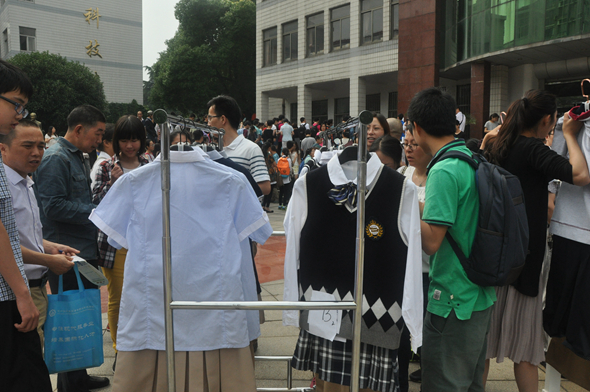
[163,114,226,151]
[317,116,362,148]
[155,109,373,392]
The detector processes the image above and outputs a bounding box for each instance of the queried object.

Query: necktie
[327,182,362,207]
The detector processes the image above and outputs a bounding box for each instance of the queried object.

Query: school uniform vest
[298,163,408,350]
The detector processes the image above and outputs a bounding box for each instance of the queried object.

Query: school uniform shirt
[89,149,273,352]
[224,135,270,185]
[283,153,423,352]
[3,165,46,280]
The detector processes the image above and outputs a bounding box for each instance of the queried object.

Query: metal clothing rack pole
[157,109,373,392]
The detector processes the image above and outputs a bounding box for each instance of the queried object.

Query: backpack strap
[445,231,470,269]
[438,150,479,170]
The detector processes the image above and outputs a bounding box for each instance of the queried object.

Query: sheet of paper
[307,290,342,342]
[73,256,108,286]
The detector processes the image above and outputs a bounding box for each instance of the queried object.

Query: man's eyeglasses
[207,115,220,121]
[0,95,29,118]
[401,142,419,151]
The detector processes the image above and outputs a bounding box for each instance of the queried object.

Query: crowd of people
[1,56,589,392]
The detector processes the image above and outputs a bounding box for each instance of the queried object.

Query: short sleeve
[89,174,134,249]
[230,176,272,244]
[422,166,459,227]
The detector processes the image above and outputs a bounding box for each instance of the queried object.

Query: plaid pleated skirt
[291,329,400,392]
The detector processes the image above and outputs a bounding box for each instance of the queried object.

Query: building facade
[0,0,143,104]
[257,0,590,139]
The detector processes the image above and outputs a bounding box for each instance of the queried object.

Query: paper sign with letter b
[307,290,342,341]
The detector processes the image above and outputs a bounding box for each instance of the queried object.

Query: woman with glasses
[396,127,431,392]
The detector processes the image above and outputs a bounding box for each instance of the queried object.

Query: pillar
[349,76,366,117]
[470,61,491,140]
[297,85,312,124]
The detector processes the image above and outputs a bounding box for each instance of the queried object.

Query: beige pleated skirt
[112,346,256,392]
[486,274,546,366]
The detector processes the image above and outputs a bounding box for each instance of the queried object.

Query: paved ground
[49,202,587,391]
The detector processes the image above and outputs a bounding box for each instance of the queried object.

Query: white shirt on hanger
[90,149,273,352]
[282,153,423,351]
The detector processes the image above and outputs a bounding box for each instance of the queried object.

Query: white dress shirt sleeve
[398,179,424,351]
[282,175,308,327]
[89,174,134,249]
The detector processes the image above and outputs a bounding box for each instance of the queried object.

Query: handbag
[44,264,104,373]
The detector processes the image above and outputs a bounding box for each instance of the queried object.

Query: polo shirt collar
[427,139,466,171]
[154,149,208,163]
[3,164,33,188]
[225,134,245,151]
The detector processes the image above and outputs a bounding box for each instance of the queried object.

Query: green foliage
[149,0,256,117]
[105,100,148,125]
[8,51,107,134]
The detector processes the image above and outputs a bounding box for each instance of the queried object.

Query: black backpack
[434,151,529,287]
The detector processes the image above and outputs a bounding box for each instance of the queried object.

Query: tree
[8,51,107,134]
[149,0,256,118]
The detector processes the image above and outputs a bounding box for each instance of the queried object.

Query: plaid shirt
[292,329,400,392]
[0,154,28,301]
[93,155,149,268]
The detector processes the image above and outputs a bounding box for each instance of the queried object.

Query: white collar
[153,149,208,163]
[326,152,383,186]
[3,164,33,187]
[225,134,245,151]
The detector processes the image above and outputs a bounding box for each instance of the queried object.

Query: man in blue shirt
[34,105,109,392]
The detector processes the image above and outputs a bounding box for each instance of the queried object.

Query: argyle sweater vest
[298,163,408,350]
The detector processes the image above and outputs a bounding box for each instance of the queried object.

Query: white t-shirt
[456,111,466,132]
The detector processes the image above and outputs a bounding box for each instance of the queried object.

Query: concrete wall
[0,0,143,104]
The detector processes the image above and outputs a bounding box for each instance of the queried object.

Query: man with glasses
[0,59,53,392]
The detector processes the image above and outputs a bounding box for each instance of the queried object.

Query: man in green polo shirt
[408,87,496,392]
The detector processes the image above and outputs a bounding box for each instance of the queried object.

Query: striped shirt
[224,135,270,183]
[0,153,28,302]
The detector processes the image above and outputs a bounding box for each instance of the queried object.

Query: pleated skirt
[486,275,546,366]
[112,347,256,392]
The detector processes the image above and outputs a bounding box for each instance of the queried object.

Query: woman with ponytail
[483,90,590,392]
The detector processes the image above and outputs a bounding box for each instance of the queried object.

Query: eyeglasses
[401,142,419,151]
[0,95,29,118]
[207,115,221,121]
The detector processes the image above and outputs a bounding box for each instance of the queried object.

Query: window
[334,97,350,124]
[391,0,399,39]
[263,27,277,66]
[312,99,328,124]
[19,27,36,52]
[366,93,381,113]
[306,13,324,56]
[388,92,398,118]
[2,29,8,57]
[282,21,298,62]
[290,102,297,124]
[361,0,383,44]
[331,4,350,51]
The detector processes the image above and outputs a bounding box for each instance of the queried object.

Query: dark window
[334,97,350,124]
[361,0,383,44]
[290,102,298,125]
[331,4,350,51]
[391,0,399,39]
[312,99,328,124]
[307,13,324,56]
[388,92,398,118]
[19,27,35,52]
[366,93,381,113]
[263,27,277,66]
[282,21,298,62]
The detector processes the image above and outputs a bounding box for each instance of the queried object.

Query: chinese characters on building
[83,7,102,58]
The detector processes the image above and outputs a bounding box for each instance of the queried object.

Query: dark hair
[283,118,290,124]
[281,147,289,156]
[270,145,277,152]
[372,112,391,135]
[170,129,191,145]
[207,95,242,130]
[300,117,305,122]
[407,87,456,137]
[0,118,42,146]
[66,104,106,131]
[490,113,499,120]
[145,138,153,151]
[113,115,147,157]
[465,138,482,153]
[97,123,115,152]
[189,113,196,118]
[193,129,204,142]
[398,113,404,120]
[267,119,275,126]
[0,59,33,99]
[286,140,294,149]
[485,89,557,165]
[369,135,402,168]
